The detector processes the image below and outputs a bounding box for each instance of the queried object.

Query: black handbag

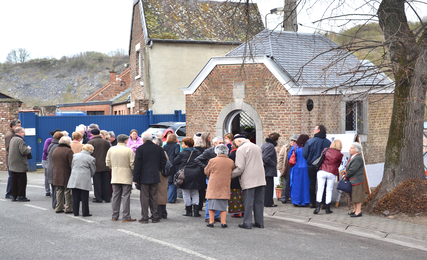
[173,150,193,187]
[337,179,352,194]
[161,160,173,177]
[311,148,328,171]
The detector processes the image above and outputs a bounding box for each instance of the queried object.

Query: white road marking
[27,185,44,189]
[24,204,49,211]
[117,229,217,260]
[68,215,94,223]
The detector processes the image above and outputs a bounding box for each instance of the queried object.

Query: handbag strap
[182,150,193,168]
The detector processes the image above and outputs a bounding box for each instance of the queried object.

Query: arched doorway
[216,102,263,146]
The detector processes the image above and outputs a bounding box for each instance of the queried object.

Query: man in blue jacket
[303,125,331,208]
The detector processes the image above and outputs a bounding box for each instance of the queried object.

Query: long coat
[133,140,167,185]
[262,138,278,177]
[52,144,73,187]
[231,139,266,190]
[346,154,365,186]
[163,142,181,184]
[88,135,111,172]
[205,154,235,199]
[67,150,96,191]
[158,152,169,205]
[46,139,60,184]
[70,140,84,154]
[8,135,31,173]
[5,128,15,167]
[174,148,202,190]
[105,143,134,185]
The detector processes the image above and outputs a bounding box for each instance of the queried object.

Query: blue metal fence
[19,110,185,171]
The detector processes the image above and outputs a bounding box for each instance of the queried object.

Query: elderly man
[303,124,331,208]
[277,134,299,204]
[195,136,224,222]
[231,135,266,229]
[8,126,32,202]
[108,131,117,146]
[133,132,167,224]
[5,119,21,199]
[106,134,136,222]
[88,128,112,203]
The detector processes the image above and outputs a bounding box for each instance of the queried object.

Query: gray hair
[153,138,163,146]
[59,136,72,145]
[214,144,229,155]
[351,142,363,153]
[141,132,152,142]
[108,131,115,138]
[155,131,164,138]
[89,123,99,129]
[117,134,129,143]
[212,136,223,145]
[82,144,94,153]
[193,136,203,147]
[61,131,69,137]
[14,127,24,134]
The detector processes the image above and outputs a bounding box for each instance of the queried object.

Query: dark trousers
[281,168,290,201]
[242,186,265,227]
[139,183,159,221]
[93,171,111,202]
[72,188,89,216]
[198,188,206,209]
[264,177,274,206]
[51,185,57,209]
[11,172,27,198]
[5,166,12,197]
[308,165,326,205]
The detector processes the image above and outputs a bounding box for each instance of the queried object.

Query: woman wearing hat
[277,134,299,204]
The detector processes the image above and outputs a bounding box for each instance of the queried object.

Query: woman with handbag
[313,139,343,214]
[287,134,310,207]
[342,142,365,218]
[174,137,202,217]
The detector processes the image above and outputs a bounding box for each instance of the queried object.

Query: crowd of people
[4,120,367,230]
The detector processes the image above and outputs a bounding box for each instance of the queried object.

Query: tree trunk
[364,0,427,211]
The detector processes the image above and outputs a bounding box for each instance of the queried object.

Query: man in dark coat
[8,126,31,202]
[133,132,167,223]
[88,128,112,203]
[303,125,331,208]
[262,132,280,208]
[5,119,21,199]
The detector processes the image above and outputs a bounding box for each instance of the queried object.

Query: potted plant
[275,177,284,199]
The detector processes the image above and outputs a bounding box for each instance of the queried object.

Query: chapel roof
[227,30,393,90]
[135,0,264,43]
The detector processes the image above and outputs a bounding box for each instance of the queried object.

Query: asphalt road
[1,183,425,260]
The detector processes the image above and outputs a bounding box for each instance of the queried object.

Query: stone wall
[130,2,145,109]
[0,99,21,171]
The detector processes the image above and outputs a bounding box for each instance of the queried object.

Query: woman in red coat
[313,139,343,214]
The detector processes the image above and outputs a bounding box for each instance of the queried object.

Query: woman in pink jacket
[126,129,143,153]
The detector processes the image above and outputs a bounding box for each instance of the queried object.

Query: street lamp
[265,7,285,29]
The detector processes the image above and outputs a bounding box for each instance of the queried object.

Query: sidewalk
[1,171,426,251]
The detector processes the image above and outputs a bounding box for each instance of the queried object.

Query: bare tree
[6,49,18,63]
[17,48,30,63]
[6,48,30,63]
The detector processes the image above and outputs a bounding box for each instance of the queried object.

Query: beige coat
[157,152,169,205]
[231,139,266,190]
[277,143,291,174]
[105,143,134,185]
[205,154,235,199]
[70,141,83,154]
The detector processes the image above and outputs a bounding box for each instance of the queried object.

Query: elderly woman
[100,130,111,143]
[127,129,143,153]
[153,138,169,219]
[314,139,343,214]
[164,134,181,204]
[174,137,202,217]
[47,131,64,209]
[70,132,84,153]
[52,136,74,214]
[204,144,235,228]
[67,144,96,217]
[343,142,365,217]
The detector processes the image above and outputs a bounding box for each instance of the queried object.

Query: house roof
[111,88,131,104]
[83,68,130,102]
[0,92,15,99]
[182,30,394,96]
[226,30,394,92]
[132,0,264,46]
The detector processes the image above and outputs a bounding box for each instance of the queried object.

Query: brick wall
[112,103,129,115]
[59,104,111,115]
[130,3,145,108]
[186,63,393,164]
[0,100,21,171]
[85,69,130,102]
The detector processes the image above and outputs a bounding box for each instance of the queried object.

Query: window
[135,43,141,80]
[176,126,186,137]
[345,101,364,134]
[87,111,104,115]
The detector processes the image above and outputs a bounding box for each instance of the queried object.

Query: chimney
[109,70,117,83]
[284,0,298,32]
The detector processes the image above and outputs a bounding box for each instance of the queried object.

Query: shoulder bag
[173,150,193,187]
[161,160,173,177]
[337,170,352,194]
[288,145,297,167]
[312,148,329,171]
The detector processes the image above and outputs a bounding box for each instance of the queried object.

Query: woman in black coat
[194,134,206,210]
[163,134,181,203]
[174,137,202,217]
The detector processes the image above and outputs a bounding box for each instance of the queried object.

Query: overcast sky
[1,0,424,63]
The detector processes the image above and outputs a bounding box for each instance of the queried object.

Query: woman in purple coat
[127,129,143,153]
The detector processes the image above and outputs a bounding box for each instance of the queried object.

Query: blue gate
[19,110,185,171]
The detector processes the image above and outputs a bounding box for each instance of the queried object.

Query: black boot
[325,203,333,214]
[193,205,201,217]
[157,205,163,219]
[182,206,192,216]
[161,205,168,219]
[313,202,321,214]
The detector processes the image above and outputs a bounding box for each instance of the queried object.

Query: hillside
[0,52,129,107]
